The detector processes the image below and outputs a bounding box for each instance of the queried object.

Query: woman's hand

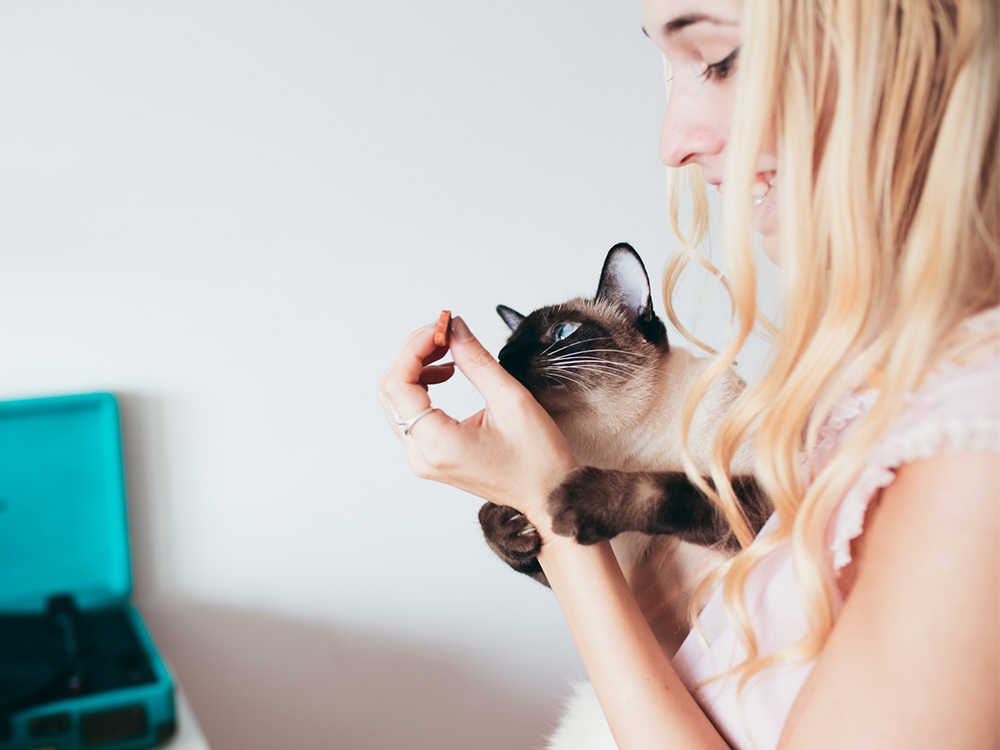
[380,316,731,750]
[377,315,580,536]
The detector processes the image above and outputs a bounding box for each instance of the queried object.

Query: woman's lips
[752,171,777,206]
[713,170,776,202]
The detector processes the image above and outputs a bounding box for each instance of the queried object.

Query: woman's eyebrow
[641,13,731,38]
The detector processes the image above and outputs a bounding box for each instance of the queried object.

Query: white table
[163,688,211,750]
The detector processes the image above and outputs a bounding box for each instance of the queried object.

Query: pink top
[671,308,1000,750]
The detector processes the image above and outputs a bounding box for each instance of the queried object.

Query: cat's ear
[496,304,526,331]
[596,243,653,322]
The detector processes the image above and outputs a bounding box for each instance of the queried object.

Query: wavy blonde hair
[665,0,1000,692]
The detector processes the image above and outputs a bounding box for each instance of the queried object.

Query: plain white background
[0,1,777,747]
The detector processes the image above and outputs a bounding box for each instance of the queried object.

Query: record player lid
[0,393,131,612]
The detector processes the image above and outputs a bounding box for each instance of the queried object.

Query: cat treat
[433,310,451,348]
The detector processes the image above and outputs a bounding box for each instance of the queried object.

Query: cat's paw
[478,502,542,567]
[548,467,621,545]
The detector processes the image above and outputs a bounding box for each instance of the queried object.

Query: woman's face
[641,0,780,262]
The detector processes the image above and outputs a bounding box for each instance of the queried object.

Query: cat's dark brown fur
[480,243,769,602]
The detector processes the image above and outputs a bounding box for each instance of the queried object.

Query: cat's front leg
[548,467,763,547]
[478,502,550,587]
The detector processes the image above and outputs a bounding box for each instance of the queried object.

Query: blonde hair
[665,0,1000,691]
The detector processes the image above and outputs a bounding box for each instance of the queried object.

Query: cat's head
[497,243,668,420]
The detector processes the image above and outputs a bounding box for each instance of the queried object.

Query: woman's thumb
[449,316,522,399]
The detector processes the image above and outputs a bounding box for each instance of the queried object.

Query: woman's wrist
[517,457,579,546]
[527,510,563,549]
[531,530,729,750]
[535,523,604,573]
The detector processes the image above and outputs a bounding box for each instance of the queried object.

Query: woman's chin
[753,188,780,263]
[761,231,780,264]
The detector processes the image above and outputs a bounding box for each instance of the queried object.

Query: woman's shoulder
[915,305,1000,416]
[828,306,1000,575]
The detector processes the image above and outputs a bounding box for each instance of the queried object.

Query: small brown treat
[433,310,451,347]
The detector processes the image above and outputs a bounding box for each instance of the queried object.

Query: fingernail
[450,316,472,342]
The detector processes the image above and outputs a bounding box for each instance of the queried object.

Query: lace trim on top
[830,415,1000,571]
[810,390,879,472]
[963,305,1000,332]
[824,306,1000,573]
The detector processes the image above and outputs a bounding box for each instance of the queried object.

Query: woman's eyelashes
[702,46,740,80]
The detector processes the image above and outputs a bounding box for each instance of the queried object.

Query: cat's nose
[497,347,513,374]
[497,347,527,384]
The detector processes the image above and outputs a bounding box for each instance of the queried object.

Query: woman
[378,0,999,747]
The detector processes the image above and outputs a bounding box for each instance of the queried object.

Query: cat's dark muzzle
[498,347,576,420]
[497,345,558,397]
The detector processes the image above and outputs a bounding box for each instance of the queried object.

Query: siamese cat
[478,243,769,750]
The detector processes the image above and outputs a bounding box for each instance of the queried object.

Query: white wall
[0,2,776,748]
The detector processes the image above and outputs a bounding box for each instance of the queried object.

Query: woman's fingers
[421,347,449,366]
[448,316,529,406]
[420,362,455,386]
[379,320,452,439]
[379,315,580,513]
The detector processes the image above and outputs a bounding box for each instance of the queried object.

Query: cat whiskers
[548,368,631,384]
[549,358,645,370]
[540,348,652,383]
[539,335,611,357]
[546,343,649,361]
[547,355,649,371]
[538,369,591,389]
[540,364,635,386]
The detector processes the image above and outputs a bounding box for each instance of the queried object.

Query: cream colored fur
[558,346,751,476]
[546,682,616,750]
[545,346,750,749]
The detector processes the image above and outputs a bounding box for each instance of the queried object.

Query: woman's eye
[703,47,740,81]
[551,322,580,342]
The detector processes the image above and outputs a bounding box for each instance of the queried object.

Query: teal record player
[0,393,176,749]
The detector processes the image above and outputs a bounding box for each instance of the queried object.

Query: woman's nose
[658,86,726,168]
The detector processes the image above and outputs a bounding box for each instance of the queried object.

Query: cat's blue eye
[551,322,580,342]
